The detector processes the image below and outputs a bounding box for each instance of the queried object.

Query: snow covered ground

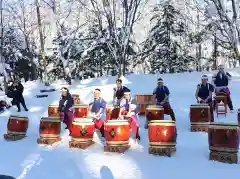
[0,69,240,179]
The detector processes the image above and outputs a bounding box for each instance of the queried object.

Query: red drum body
[74,105,88,118]
[48,105,60,117]
[190,104,210,132]
[208,122,239,163]
[71,118,95,142]
[7,116,28,135]
[106,106,120,121]
[138,103,148,114]
[72,94,80,105]
[104,120,130,146]
[145,105,164,121]
[39,117,61,138]
[148,120,176,148]
[135,95,152,103]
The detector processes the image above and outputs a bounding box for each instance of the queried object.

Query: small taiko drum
[145,105,164,121]
[7,115,28,136]
[135,94,152,103]
[39,117,61,139]
[148,120,176,155]
[71,118,95,142]
[72,94,80,105]
[74,104,88,118]
[48,105,60,117]
[208,122,240,163]
[190,104,211,132]
[104,120,130,146]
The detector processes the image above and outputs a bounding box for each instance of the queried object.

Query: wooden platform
[149,146,176,157]
[209,150,238,164]
[37,137,61,145]
[69,140,95,149]
[104,144,130,153]
[190,125,209,132]
[3,134,26,141]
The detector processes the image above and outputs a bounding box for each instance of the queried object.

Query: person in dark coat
[195,75,214,122]
[113,78,129,105]
[212,65,233,111]
[7,80,28,112]
[58,87,74,135]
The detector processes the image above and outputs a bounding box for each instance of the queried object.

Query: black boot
[100,126,105,137]
[136,128,140,141]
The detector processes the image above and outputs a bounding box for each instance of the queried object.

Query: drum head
[210,122,238,127]
[48,104,58,107]
[146,105,163,110]
[74,117,93,122]
[149,120,175,124]
[41,117,61,121]
[74,104,88,107]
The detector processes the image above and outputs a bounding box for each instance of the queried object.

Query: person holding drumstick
[88,88,107,137]
[119,88,141,141]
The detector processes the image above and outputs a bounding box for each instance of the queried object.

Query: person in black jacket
[7,81,28,112]
[113,78,129,105]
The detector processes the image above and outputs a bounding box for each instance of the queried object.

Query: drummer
[88,88,107,137]
[119,88,140,141]
[152,78,176,121]
[195,74,214,121]
[113,78,129,105]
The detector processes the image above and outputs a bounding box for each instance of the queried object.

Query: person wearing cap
[195,75,214,121]
[113,78,129,105]
[151,78,176,121]
[212,65,233,111]
[119,88,140,141]
[59,87,74,135]
[88,88,107,137]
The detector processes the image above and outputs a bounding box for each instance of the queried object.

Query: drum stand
[209,150,238,164]
[3,133,26,141]
[149,145,176,157]
[37,137,61,145]
[190,123,209,132]
[104,144,130,153]
[69,140,95,149]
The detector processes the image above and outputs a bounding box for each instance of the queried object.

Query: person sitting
[152,78,176,121]
[59,87,74,135]
[195,75,214,121]
[212,65,233,111]
[88,88,107,137]
[113,78,129,105]
[119,88,140,141]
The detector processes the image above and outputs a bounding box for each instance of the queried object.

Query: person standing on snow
[212,65,233,111]
[88,88,107,137]
[195,75,214,122]
[7,80,28,112]
[113,78,129,105]
[58,87,74,135]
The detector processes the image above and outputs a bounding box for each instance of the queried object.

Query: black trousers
[14,97,28,111]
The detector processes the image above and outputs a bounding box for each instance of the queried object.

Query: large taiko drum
[7,115,29,136]
[39,117,61,138]
[135,94,152,103]
[74,104,88,118]
[148,120,176,148]
[208,123,239,153]
[48,105,60,117]
[72,94,80,105]
[106,105,120,121]
[71,118,95,142]
[145,105,164,121]
[104,120,130,146]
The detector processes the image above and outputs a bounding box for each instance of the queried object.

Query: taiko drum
[215,92,227,104]
[106,105,120,121]
[71,118,95,142]
[190,104,211,123]
[145,105,164,121]
[48,105,60,117]
[104,120,130,146]
[39,117,61,138]
[208,123,240,153]
[7,115,29,135]
[148,120,176,147]
[74,104,88,118]
[72,94,80,105]
[135,94,152,103]
[138,103,148,114]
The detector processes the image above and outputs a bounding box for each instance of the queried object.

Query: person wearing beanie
[148,78,176,125]
[88,88,107,137]
[113,78,129,105]
[58,87,74,135]
[212,65,233,111]
[118,88,140,141]
[195,75,214,121]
